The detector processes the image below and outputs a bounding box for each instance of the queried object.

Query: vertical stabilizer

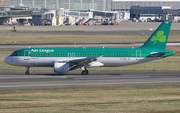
[140,21,172,50]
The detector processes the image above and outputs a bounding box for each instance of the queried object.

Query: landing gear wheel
[86,70,89,75]
[25,71,29,75]
[81,70,88,75]
[25,66,30,75]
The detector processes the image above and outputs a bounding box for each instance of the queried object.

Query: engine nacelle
[54,62,70,73]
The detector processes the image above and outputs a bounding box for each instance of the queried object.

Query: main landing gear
[81,70,89,75]
[25,66,30,75]
[81,67,89,75]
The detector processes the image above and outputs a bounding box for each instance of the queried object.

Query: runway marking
[72,76,151,80]
[0,81,180,88]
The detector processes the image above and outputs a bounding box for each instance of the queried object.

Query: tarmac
[1,22,180,31]
[0,71,180,90]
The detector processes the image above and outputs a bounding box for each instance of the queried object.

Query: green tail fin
[140,21,172,50]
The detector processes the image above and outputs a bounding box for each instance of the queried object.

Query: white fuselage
[4,56,160,67]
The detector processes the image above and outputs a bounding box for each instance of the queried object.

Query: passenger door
[136,50,141,60]
[24,50,30,60]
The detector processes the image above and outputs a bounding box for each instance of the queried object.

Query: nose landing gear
[25,66,30,75]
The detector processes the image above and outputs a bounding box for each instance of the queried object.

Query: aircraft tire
[25,72,29,75]
[81,70,88,75]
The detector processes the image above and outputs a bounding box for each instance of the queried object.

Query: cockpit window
[11,52,19,56]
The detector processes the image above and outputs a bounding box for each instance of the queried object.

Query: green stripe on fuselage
[10,48,174,58]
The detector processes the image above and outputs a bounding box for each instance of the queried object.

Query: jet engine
[54,62,70,73]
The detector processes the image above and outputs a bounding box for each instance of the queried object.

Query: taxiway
[0,71,180,90]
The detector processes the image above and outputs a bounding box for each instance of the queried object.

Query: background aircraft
[4,21,174,75]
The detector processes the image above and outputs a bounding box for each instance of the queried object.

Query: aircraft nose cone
[4,56,11,64]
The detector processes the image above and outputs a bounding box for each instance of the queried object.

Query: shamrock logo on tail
[151,31,166,44]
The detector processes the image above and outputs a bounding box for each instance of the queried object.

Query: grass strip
[0,33,180,44]
[0,86,180,113]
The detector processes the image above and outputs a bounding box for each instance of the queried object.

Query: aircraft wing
[54,56,104,71]
[69,57,97,64]
[68,57,98,71]
[150,52,169,57]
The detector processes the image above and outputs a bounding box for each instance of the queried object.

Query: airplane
[4,21,175,75]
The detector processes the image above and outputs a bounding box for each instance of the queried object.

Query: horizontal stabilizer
[150,52,169,57]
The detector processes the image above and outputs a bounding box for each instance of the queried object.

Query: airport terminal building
[0,0,180,11]
[1,0,180,25]
[8,0,112,11]
[112,0,180,11]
